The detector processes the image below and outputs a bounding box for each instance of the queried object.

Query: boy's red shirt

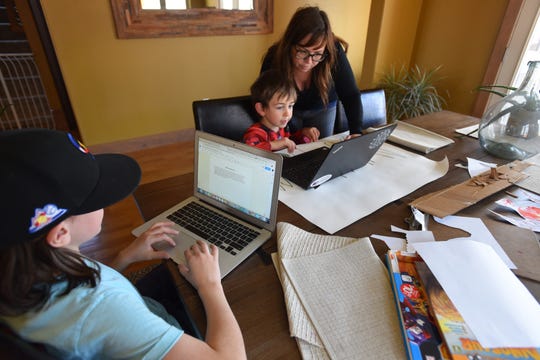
[243,122,309,151]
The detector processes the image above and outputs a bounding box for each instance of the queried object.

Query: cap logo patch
[67,133,89,154]
[29,204,67,234]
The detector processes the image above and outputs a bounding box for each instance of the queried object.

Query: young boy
[0,129,246,359]
[243,69,319,153]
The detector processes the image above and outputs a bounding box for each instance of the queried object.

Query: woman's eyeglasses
[294,47,327,62]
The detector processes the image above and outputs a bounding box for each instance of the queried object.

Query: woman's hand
[110,222,178,272]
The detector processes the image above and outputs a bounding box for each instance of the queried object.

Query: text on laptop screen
[196,137,277,224]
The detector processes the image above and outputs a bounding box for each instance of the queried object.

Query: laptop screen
[195,134,279,225]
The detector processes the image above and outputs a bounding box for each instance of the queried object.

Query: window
[141,0,187,10]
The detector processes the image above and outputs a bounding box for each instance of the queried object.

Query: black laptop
[282,123,396,189]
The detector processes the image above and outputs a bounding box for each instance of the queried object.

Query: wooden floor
[80,140,195,273]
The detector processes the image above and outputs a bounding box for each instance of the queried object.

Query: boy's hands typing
[111,221,178,271]
[271,138,297,153]
[178,240,222,292]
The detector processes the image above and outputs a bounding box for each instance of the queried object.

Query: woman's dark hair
[0,236,100,316]
[267,6,349,106]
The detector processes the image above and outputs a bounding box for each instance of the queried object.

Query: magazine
[415,261,540,360]
[386,250,450,360]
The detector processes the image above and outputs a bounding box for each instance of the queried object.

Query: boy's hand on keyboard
[179,240,222,292]
[271,138,296,153]
[111,221,178,271]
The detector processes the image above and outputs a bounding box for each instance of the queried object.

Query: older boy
[0,129,245,359]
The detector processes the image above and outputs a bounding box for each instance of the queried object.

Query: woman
[260,6,363,139]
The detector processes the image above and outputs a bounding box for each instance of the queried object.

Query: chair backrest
[360,88,387,129]
[192,95,259,142]
[334,88,387,133]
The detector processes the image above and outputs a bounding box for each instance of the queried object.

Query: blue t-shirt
[2,262,183,359]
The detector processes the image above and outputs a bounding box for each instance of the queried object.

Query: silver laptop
[132,131,283,278]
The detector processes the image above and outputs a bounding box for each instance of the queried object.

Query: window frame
[109,0,273,39]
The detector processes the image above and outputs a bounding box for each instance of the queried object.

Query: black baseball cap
[0,129,141,247]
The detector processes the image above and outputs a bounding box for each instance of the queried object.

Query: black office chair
[0,322,58,359]
[334,88,388,133]
[134,261,203,340]
[192,95,259,142]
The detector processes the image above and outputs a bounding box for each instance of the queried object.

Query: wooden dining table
[132,110,540,359]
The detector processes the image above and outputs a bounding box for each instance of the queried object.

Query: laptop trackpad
[152,233,199,266]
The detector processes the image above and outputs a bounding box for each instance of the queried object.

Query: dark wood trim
[471,0,523,118]
[27,0,78,133]
[109,0,273,39]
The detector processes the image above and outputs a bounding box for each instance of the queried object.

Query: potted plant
[377,64,446,121]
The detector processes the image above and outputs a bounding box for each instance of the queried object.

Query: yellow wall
[361,0,423,86]
[367,0,508,114]
[39,1,369,146]
[39,0,507,145]
[412,0,508,114]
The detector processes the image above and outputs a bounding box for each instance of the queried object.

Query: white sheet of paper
[414,240,540,348]
[279,143,449,233]
[390,225,436,252]
[369,234,406,250]
[434,215,516,268]
[516,153,540,195]
[467,157,498,177]
[455,124,479,138]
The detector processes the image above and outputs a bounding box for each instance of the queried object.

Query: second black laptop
[282,123,396,189]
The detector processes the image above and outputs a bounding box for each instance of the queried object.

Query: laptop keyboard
[166,202,260,256]
[282,147,328,185]
[283,153,323,176]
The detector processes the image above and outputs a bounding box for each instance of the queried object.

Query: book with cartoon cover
[415,261,540,360]
[386,250,450,360]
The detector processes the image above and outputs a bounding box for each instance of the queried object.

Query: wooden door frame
[15,0,78,134]
[471,0,523,118]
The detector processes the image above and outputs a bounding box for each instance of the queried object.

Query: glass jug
[478,60,540,160]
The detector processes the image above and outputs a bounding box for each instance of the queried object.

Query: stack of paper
[367,120,454,153]
[273,222,405,359]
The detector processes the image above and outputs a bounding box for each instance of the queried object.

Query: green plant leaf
[475,85,516,98]
[377,64,446,120]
